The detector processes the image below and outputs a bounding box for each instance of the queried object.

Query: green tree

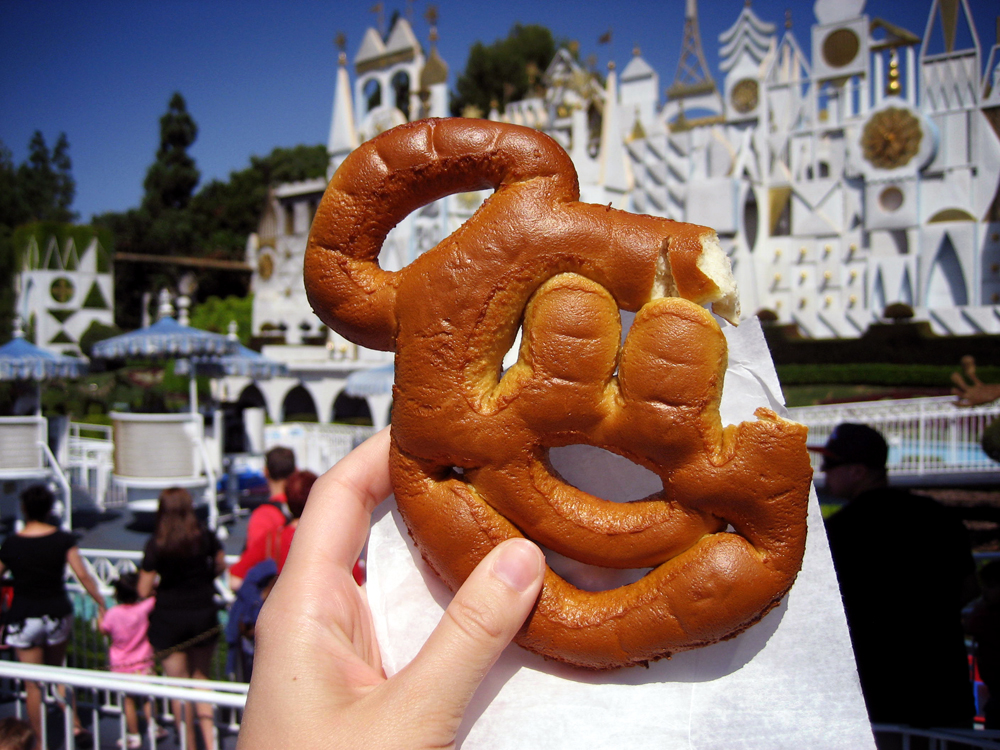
[451,24,557,116]
[189,294,254,344]
[189,144,328,262]
[142,92,200,216]
[17,131,76,223]
[95,92,201,328]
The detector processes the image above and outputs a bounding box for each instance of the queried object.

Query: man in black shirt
[820,423,975,737]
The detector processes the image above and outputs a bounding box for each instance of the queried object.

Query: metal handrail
[39,440,72,531]
[0,660,246,750]
[871,723,1000,748]
[787,396,1000,479]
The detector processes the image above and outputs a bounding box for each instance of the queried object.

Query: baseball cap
[809,422,888,471]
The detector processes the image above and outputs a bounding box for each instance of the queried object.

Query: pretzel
[305,118,811,669]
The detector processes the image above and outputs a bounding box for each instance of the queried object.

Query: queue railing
[786,396,1000,482]
[0,660,246,750]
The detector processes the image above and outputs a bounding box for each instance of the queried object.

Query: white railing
[61,550,239,674]
[67,423,114,511]
[0,660,246,750]
[787,396,1000,480]
[263,422,375,476]
[871,723,1000,748]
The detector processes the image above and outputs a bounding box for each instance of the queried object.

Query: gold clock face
[258,253,274,280]
[861,108,923,170]
[731,79,759,114]
[822,28,860,68]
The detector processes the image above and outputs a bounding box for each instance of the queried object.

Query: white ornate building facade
[243,0,1000,424]
[16,230,115,356]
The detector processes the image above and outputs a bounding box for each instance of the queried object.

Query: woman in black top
[0,484,106,748]
[138,487,224,750]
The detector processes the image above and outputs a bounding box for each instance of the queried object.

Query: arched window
[282,385,318,423]
[237,384,266,409]
[364,79,382,113]
[587,102,602,158]
[742,188,759,251]
[332,391,373,426]
[391,71,410,118]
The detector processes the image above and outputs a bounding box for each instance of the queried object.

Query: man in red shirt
[229,446,295,590]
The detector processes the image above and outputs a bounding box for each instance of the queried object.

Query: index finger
[283,427,392,578]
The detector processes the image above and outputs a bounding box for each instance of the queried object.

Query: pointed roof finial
[157,288,175,321]
[334,32,347,66]
[12,316,24,339]
[371,2,385,38]
[886,48,901,95]
[785,9,792,29]
[633,44,641,57]
[608,60,616,71]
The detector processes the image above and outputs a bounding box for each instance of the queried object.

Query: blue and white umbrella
[174,324,287,380]
[0,318,88,415]
[91,316,237,359]
[0,334,88,381]
[92,316,240,414]
[345,362,395,398]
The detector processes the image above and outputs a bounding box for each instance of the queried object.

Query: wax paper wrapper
[367,317,875,749]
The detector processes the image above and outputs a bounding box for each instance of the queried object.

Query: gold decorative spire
[334,32,347,66]
[886,49,901,96]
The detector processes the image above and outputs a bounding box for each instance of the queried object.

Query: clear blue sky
[2,0,996,223]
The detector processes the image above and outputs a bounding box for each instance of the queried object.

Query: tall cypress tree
[95,92,201,327]
[142,92,200,216]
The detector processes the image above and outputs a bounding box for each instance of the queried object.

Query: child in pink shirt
[99,572,165,749]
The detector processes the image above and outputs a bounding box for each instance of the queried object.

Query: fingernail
[492,539,541,593]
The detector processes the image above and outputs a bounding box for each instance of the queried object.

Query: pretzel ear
[305,118,578,351]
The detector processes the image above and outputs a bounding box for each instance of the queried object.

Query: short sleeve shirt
[141,529,222,610]
[0,530,77,621]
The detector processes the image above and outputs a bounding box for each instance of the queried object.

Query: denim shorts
[4,614,73,649]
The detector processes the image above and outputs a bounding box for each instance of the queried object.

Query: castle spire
[599,61,632,197]
[328,33,358,177]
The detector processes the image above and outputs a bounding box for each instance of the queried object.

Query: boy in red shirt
[229,446,295,590]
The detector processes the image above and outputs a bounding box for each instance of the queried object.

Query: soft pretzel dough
[305,118,811,669]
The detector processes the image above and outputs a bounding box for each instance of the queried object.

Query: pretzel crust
[305,118,811,669]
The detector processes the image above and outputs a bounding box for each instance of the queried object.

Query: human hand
[952,355,1000,407]
[237,428,546,750]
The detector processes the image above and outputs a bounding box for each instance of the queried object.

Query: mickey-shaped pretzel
[305,118,811,669]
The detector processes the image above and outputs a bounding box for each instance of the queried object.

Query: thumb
[397,538,544,725]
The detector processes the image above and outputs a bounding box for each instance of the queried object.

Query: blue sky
[2,0,996,222]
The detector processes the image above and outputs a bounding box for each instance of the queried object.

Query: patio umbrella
[92,315,239,414]
[345,362,394,430]
[174,322,288,380]
[344,362,394,398]
[0,318,88,412]
[0,318,87,529]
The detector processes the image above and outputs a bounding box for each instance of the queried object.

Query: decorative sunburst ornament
[861,107,923,170]
[731,79,758,114]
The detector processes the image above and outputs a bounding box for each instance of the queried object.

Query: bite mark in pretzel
[305,118,811,670]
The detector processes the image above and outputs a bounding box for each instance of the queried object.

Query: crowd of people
[0,446,319,749]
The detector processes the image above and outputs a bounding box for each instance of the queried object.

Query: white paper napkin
[367,317,875,749]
